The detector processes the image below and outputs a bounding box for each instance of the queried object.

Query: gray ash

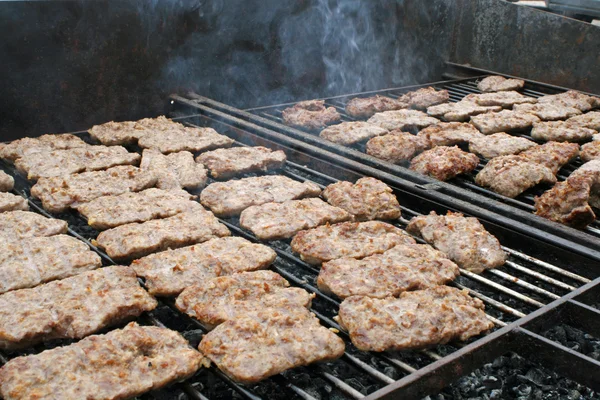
[543,325,600,362]
[428,352,600,400]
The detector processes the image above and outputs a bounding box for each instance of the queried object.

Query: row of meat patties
[280,76,600,229]
[0,119,502,399]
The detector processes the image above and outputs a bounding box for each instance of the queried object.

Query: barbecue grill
[1,112,599,400]
[171,67,600,263]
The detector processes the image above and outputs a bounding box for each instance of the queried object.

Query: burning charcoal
[182,329,205,348]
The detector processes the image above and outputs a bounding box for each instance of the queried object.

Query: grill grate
[1,113,599,399]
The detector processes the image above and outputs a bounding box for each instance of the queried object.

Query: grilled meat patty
[176,270,314,329]
[0,322,206,400]
[322,177,401,221]
[535,161,600,228]
[368,109,440,131]
[398,87,450,110]
[240,198,351,240]
[14,145,140,180]
[531,120,596,142]
[468,132,537,159]
[0,234,102,294]
[87,116,182,145]
[140,149,207,190]
[337,286,494,352]
[519,141,580,174]
[581,141,600,162]
[318,243,459,298]
[291,221,415,265]
[463,91,536,108]
[566,111,600,130]
[76,188,196,230]
[282,100,341,130]
[477,76,525,93]
[197,146,287,180]
[319,121,388,145]
[201,175,321,217]
[0,193,29,213]
[365,129,429,164]
[470,110,540,134]
[131,237,276,296]
[513,103,582,121]
[345,95,407,118]
[0,134,87,162]
[0,171,14,192]
[0,211,67,239]
[0,265,157,350]
[538,90,598,112]
[138,126,234,154]
[407,211,507,273]
[30,165,157,213]
[427,102,502,122]
[95,204,230,260]
[410,146,479,181]
[417,122,484,147]
[475,155,557,198]
[199,307,345,384]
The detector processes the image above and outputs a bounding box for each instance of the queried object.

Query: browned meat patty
[197,146,287,179]
[367,109,440,131]
[322,177,401,221]
[87,116,181,145]
[407,211,507,273]
[513,103,582,121]
[410,146,479,181]
[282,100,341,130]
[318,243,459,299]
[199,307,344,384]
[535,162,600,228]
[531,121,596,142]
[0,134,87,162]
[477,76,525,93]
[0,193,29,213]
[581,141,600,162]
[566,111,600,130]
[0,171,13,192]
[470,110,540,134]
[463,91,537,108]
[0,265,157,350]
[0,234,102,294]
[140,149,207,190]
[365,129,429,164]
[519,141,580,174]
[0,211,67,239]
[200,175,321,217]
[468,132,537,159]
[319,121,388,145]
[132,237,276,296]
[398,87,450,110]
[30,165,157,213]
[95,205,230,260]
[291,221,415,265]
[14,145,140,180]
[336,286,494,352]
[345,95,407,118]
[417,122,485,147]
[240,197,351,240]
[427,102,502,122]
[76,188,197,230]
[176,270,314,329]
[475,155,556,198]
[138,126,234,154]
[538,90,598,112]
[0,322,206,400]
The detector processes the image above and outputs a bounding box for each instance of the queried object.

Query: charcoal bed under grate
[0,113,599,400]
[173,71,600,262]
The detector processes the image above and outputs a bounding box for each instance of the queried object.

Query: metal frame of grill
[170,67,600,263]
[1,112,599,399]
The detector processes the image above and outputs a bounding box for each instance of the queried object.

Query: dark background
[1,0,598,140]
